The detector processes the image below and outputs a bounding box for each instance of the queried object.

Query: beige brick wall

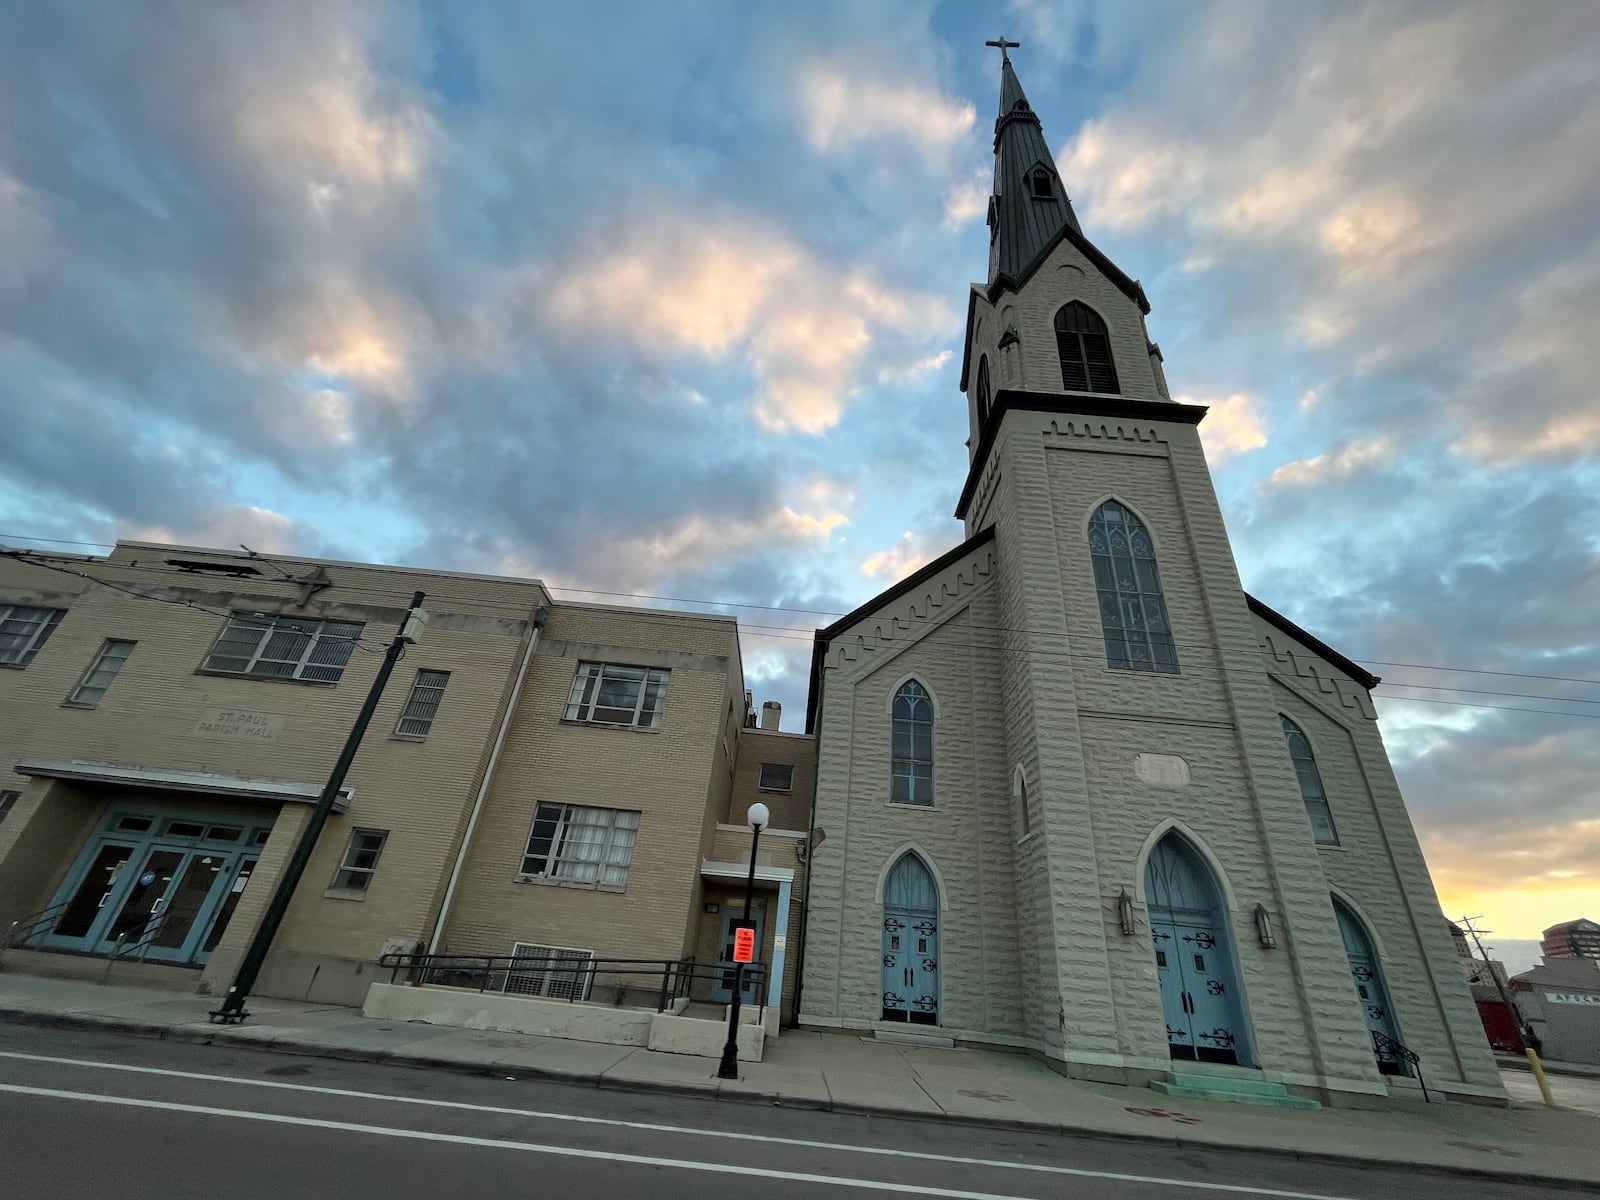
[0,545,546,1003]
[435,603,741,978]
[729,727,815,832]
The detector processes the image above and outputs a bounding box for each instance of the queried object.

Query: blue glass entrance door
[1334,898,1409,1076]
[1145,835,1251,1066]
[880,854,940,1025]
[711,906,766,1004]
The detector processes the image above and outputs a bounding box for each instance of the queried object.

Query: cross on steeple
[985,35,1019,64]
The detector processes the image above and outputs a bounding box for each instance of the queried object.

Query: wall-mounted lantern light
[1118,888,1136,936]
[1254,903,1276,949]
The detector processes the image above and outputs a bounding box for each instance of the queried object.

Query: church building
[796,50,1503,1107]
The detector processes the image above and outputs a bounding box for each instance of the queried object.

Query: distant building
[1512,957,1600,1065]
[1541,918,1600,961]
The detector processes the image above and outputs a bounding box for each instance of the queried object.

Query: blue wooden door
[711,906,766,1004]
[881,854,940,1025]
[1334,899,1408,1076]
[1145,835,1250,1066]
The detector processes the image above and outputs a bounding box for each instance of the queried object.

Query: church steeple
[987,48,1082,290]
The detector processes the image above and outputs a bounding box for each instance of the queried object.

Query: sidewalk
[2,971,1596,1189]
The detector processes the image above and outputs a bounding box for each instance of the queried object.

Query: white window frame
[202,613,363,683]
[519,802,640,888]
[67,639,136,707]
[1280,715,1340,846]
[563,661,669,729]
[329,828,389,893]
[0,605,66,667]
[0,790,17,825]
[506,941,594,1001]
[758,762,794,792]
[394,668,450,738]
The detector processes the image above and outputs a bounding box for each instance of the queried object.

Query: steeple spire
[985,45,1083,290]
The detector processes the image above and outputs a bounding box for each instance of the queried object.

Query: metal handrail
[378,951,768,1016]
[0,901,69,969]
[100,913,170,984]
[1373,1030,1428,1102]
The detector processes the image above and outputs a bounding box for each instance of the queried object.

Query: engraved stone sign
[191,708,286,742]
[1134,753,1191,787]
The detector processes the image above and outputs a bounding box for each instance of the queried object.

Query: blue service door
[711,906,766,1004]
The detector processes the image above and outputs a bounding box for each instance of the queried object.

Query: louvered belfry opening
[1054,301,1119,394]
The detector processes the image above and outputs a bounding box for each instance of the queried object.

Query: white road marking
[0,1081,1360,1200]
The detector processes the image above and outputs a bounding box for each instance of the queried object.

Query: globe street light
[717,801,769,1079]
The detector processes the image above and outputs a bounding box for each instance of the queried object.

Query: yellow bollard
[1525,1048,1557,1107]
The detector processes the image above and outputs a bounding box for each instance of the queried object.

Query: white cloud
[1176,392,1267,464]
[130,505,300,554]
[860,530,944,583]
[943,167,990,229]
[1265,438,1393,488]
[798,62,975,157]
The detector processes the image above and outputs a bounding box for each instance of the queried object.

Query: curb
[1,1006,1593,1192]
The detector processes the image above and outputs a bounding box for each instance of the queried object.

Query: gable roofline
[989,220,1151,314]
[805,525,997,733]
[1246,593,1381,690]
[955,390,1205,520]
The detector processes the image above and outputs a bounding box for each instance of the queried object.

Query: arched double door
[1145,834,1251,1065]
[881,853,940,1025]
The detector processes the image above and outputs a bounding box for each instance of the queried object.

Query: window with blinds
[519,803,640,888]
[395,669,450,738]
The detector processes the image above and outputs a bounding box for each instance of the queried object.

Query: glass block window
[0,605,66,667]
[758,763,794,792]
[202,614,362,683]
[395,669,450,738]
[330,829,388,892]
[1054,301,1119,394]
[564,662,669,728]
[68,639,135,706]
[0,790,18,825]
[891,679,935,806]
[520,803,640,887]
[1088,501,1179,674]
[1281,715,1340,846]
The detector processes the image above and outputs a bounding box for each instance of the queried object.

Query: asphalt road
[0,1023,1558,1199]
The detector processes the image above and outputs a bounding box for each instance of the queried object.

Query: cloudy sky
[1,1,1596,954]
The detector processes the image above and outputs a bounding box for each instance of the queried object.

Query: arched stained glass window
[1088,501,1178,673]
[1055,301,1119,394]
[975,355,991,426]
[1281,716,1339,845]
[891,680,934,805]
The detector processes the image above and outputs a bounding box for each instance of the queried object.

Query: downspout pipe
[428,604,547,955]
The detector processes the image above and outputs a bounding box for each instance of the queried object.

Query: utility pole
[1460,915,1555,1107]
[210,592,428,1024]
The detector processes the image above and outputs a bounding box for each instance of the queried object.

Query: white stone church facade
[796,54,1503,1107]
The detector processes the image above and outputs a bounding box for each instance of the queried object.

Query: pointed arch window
[1055,302,1119,394]
[891,680,934,805]
[975,355,991,426]
[1280,716,1339,845]
[1088,501,1178,674]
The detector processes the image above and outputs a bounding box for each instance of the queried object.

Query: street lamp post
[718,801,769,1080]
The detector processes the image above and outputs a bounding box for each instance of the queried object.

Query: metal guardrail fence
[377,951,769,1016]
[0,901,67,969]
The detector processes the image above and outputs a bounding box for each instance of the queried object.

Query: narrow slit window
[1088,501,1179,674]
[395,669,450,738]
[1054,301,1119,394]
[1281,716,1340,845]
[975,355,991,426]
[1014,770,1031,836]
[67,639,135,706]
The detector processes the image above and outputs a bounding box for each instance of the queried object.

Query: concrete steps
[1150,1069,1322,1111]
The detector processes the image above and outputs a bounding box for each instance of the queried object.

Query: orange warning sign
[733,924,756,963]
